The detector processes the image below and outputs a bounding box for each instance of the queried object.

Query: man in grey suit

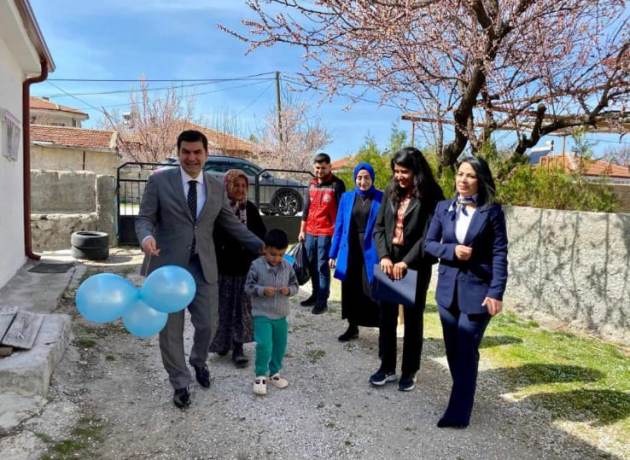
[136,129,263,409]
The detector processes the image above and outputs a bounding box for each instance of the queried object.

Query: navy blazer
[329,189,383,284]
[424,199,508,314]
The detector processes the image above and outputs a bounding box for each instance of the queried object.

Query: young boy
[245,229,299,396]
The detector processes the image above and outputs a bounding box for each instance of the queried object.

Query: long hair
[456,156,497,207]
[387,147,444,208]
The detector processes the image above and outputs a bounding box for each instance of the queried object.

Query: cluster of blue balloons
[75,265,196,338]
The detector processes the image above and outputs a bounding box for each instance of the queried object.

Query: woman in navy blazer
[424,156,508,428]
[329,162,383,341]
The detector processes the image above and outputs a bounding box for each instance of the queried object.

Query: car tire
[272,189,302,217]
[71,231,109,261]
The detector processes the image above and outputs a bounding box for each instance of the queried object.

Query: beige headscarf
[224,169,248,224]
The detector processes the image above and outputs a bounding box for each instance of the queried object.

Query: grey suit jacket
[135,167,263,284]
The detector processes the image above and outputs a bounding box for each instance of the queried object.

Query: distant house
[117,121,260,162]
[539,154,630,185]
[30,96,88,127]
[0,0,55,288]
[30,124,120,176]
[539,153,630,211]
[331,155,354,173]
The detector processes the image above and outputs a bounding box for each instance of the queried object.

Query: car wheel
[272,189,301,216]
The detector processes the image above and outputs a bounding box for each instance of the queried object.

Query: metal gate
[116,162,313,246]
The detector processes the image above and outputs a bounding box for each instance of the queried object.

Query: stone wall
[30,170,117,251]
[31,170,95,213]
[31,144,119,176]
[31,213,98,252]
[505,206,630,344]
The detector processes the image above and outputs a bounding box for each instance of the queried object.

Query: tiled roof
[331,156,353,171]
[30,96,88,117]
[120,121,258,155]
[539,154,630,179]
[186,122,258,154]
[31,125,117,150]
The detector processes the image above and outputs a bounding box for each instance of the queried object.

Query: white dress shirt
[180,167,206,219]
[455,206,476,244]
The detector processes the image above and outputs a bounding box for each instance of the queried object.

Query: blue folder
[371,264,417,306]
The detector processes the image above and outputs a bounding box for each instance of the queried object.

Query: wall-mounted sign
[1,108,21,161]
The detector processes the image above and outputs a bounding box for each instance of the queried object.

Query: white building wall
[0,35,26,288]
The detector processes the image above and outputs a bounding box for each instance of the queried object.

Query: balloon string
[143,254,151,278]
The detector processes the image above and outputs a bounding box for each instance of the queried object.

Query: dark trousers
[378,262,431,377]
[305,234,332,306]
[438,300,491,424]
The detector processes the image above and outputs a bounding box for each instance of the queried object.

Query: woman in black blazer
[370,147,443,391]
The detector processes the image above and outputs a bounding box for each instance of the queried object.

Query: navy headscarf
[353,162,376,198]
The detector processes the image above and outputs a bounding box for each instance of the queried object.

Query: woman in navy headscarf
[329,162,384,341]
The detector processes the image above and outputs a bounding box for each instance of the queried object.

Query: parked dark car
[203,155,308,216]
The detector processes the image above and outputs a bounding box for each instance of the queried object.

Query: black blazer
[373,193,437,270]
[214,201,267,276]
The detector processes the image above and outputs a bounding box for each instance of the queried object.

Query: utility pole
[275,71,283,142]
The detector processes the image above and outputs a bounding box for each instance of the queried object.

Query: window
[1,109,21,161]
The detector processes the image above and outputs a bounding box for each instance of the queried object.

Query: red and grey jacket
[302,174,346,236]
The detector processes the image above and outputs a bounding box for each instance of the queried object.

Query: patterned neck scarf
[455,194,478,216]
[224,169,248,225]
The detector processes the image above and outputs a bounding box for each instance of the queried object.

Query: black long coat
[214,201,267,277]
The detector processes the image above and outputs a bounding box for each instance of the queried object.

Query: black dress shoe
[232,343,249,368]
[173,387,191,409]
[437,416,468,429]
[300,295,317,307]
[311,304,328,315]
[338,325,359,342]
[193,365,211,388]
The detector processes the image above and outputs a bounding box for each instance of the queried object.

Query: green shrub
[497,164,618,212]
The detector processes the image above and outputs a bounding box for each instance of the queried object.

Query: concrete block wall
[504,206,630,344]
[30,170,117,251]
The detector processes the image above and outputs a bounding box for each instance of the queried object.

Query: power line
[237,82,274,116]
[47,72,278,82]
[41,78,275,99]
[43,79,273,113]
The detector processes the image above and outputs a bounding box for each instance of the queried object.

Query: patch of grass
[105,354,116,361]
[423,295,630,451]
[41,416,104,460]
[306,348,326,364]
[73,338,96,349]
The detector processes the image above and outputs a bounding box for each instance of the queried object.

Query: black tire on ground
[70,231,110,261]
[272,189,302,216]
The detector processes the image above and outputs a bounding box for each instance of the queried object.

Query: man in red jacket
[298,153,346,314]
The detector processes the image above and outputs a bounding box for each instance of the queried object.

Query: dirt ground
[5,248,621,460]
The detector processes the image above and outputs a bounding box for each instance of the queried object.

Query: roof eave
[13,0,55,73]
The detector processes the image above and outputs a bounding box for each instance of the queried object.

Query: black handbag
[286,241,310,285]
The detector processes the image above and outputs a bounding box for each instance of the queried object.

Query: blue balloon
[122,299,168,338]
[76,273,138,323]
[140,265,196,313]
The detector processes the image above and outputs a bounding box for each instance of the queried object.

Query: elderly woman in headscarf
[328,162,384,341]
[210,169,267,367]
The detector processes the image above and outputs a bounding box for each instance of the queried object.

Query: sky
[29,0,627,160]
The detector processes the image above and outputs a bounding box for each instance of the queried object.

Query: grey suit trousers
[159,255,218,389]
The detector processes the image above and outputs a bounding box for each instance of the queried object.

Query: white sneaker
[270,373,289,389]
[253,376,267,395]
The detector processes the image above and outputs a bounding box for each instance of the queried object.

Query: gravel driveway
[8,250,619,460]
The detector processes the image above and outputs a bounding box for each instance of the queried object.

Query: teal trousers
[254,316,288,376]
